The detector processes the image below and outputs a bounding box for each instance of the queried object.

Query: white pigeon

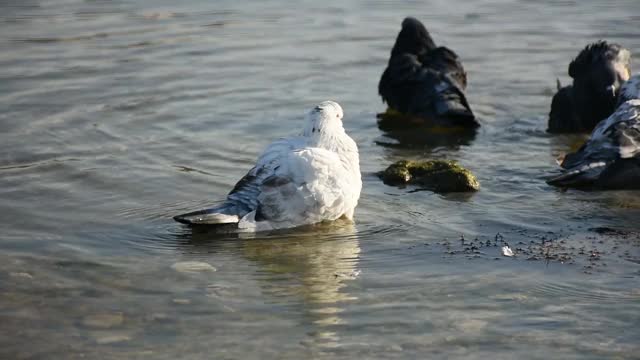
[547,74,640,189]
[174,101,362,231]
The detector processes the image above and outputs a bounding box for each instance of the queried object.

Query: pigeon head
[618,74,640,105]
[303,101,344,136]
[390,17,437,58]
[569,41,631,127]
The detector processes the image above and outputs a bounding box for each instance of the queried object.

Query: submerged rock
[172,298,191,305]
[9,272,33,280]
[82,313,124,329]
[379,160,479,193]
[94,334,132,345]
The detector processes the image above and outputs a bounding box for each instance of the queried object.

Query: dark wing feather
[226,138,300,215]
[225,166,267,215]
[548,85,580,133]
[173,138,302,225]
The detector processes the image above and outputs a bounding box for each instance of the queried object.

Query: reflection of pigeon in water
[548,75,640,189]
[548,41,631,133]
[378,17,478,129]
[174,101,362,231]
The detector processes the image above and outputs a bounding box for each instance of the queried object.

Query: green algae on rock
[379,160,480,193]
[376,108,479,149]
[377,107,479,132]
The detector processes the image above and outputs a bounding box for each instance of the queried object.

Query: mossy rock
[377,107,475,133]
[377,108,449,131]
[379,160,480,193]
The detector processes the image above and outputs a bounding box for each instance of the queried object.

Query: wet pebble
[490,293,528,302]
[171,261,216,273]
[95,334,131,345]
[146,313,170,322]
[456,319,488,333]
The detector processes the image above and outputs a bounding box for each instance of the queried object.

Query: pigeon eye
[336,114,340,118]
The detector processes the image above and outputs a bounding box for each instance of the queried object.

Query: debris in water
[502,245,514,257]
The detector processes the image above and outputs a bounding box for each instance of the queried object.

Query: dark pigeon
[547,75,640,189]
[548,41,631,133]
[378,17,478,129]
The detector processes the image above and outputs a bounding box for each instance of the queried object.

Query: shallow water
[1,0,640,358]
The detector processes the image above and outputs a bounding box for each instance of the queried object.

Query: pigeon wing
[379,53,424,112]
[226,137,306,214]
[562,101,640,169]
[548,100,640,187]
[422,46,468,89]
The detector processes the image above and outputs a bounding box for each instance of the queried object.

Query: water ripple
[528,280,640,303]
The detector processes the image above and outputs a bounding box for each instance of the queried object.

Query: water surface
[1,0,640,358]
